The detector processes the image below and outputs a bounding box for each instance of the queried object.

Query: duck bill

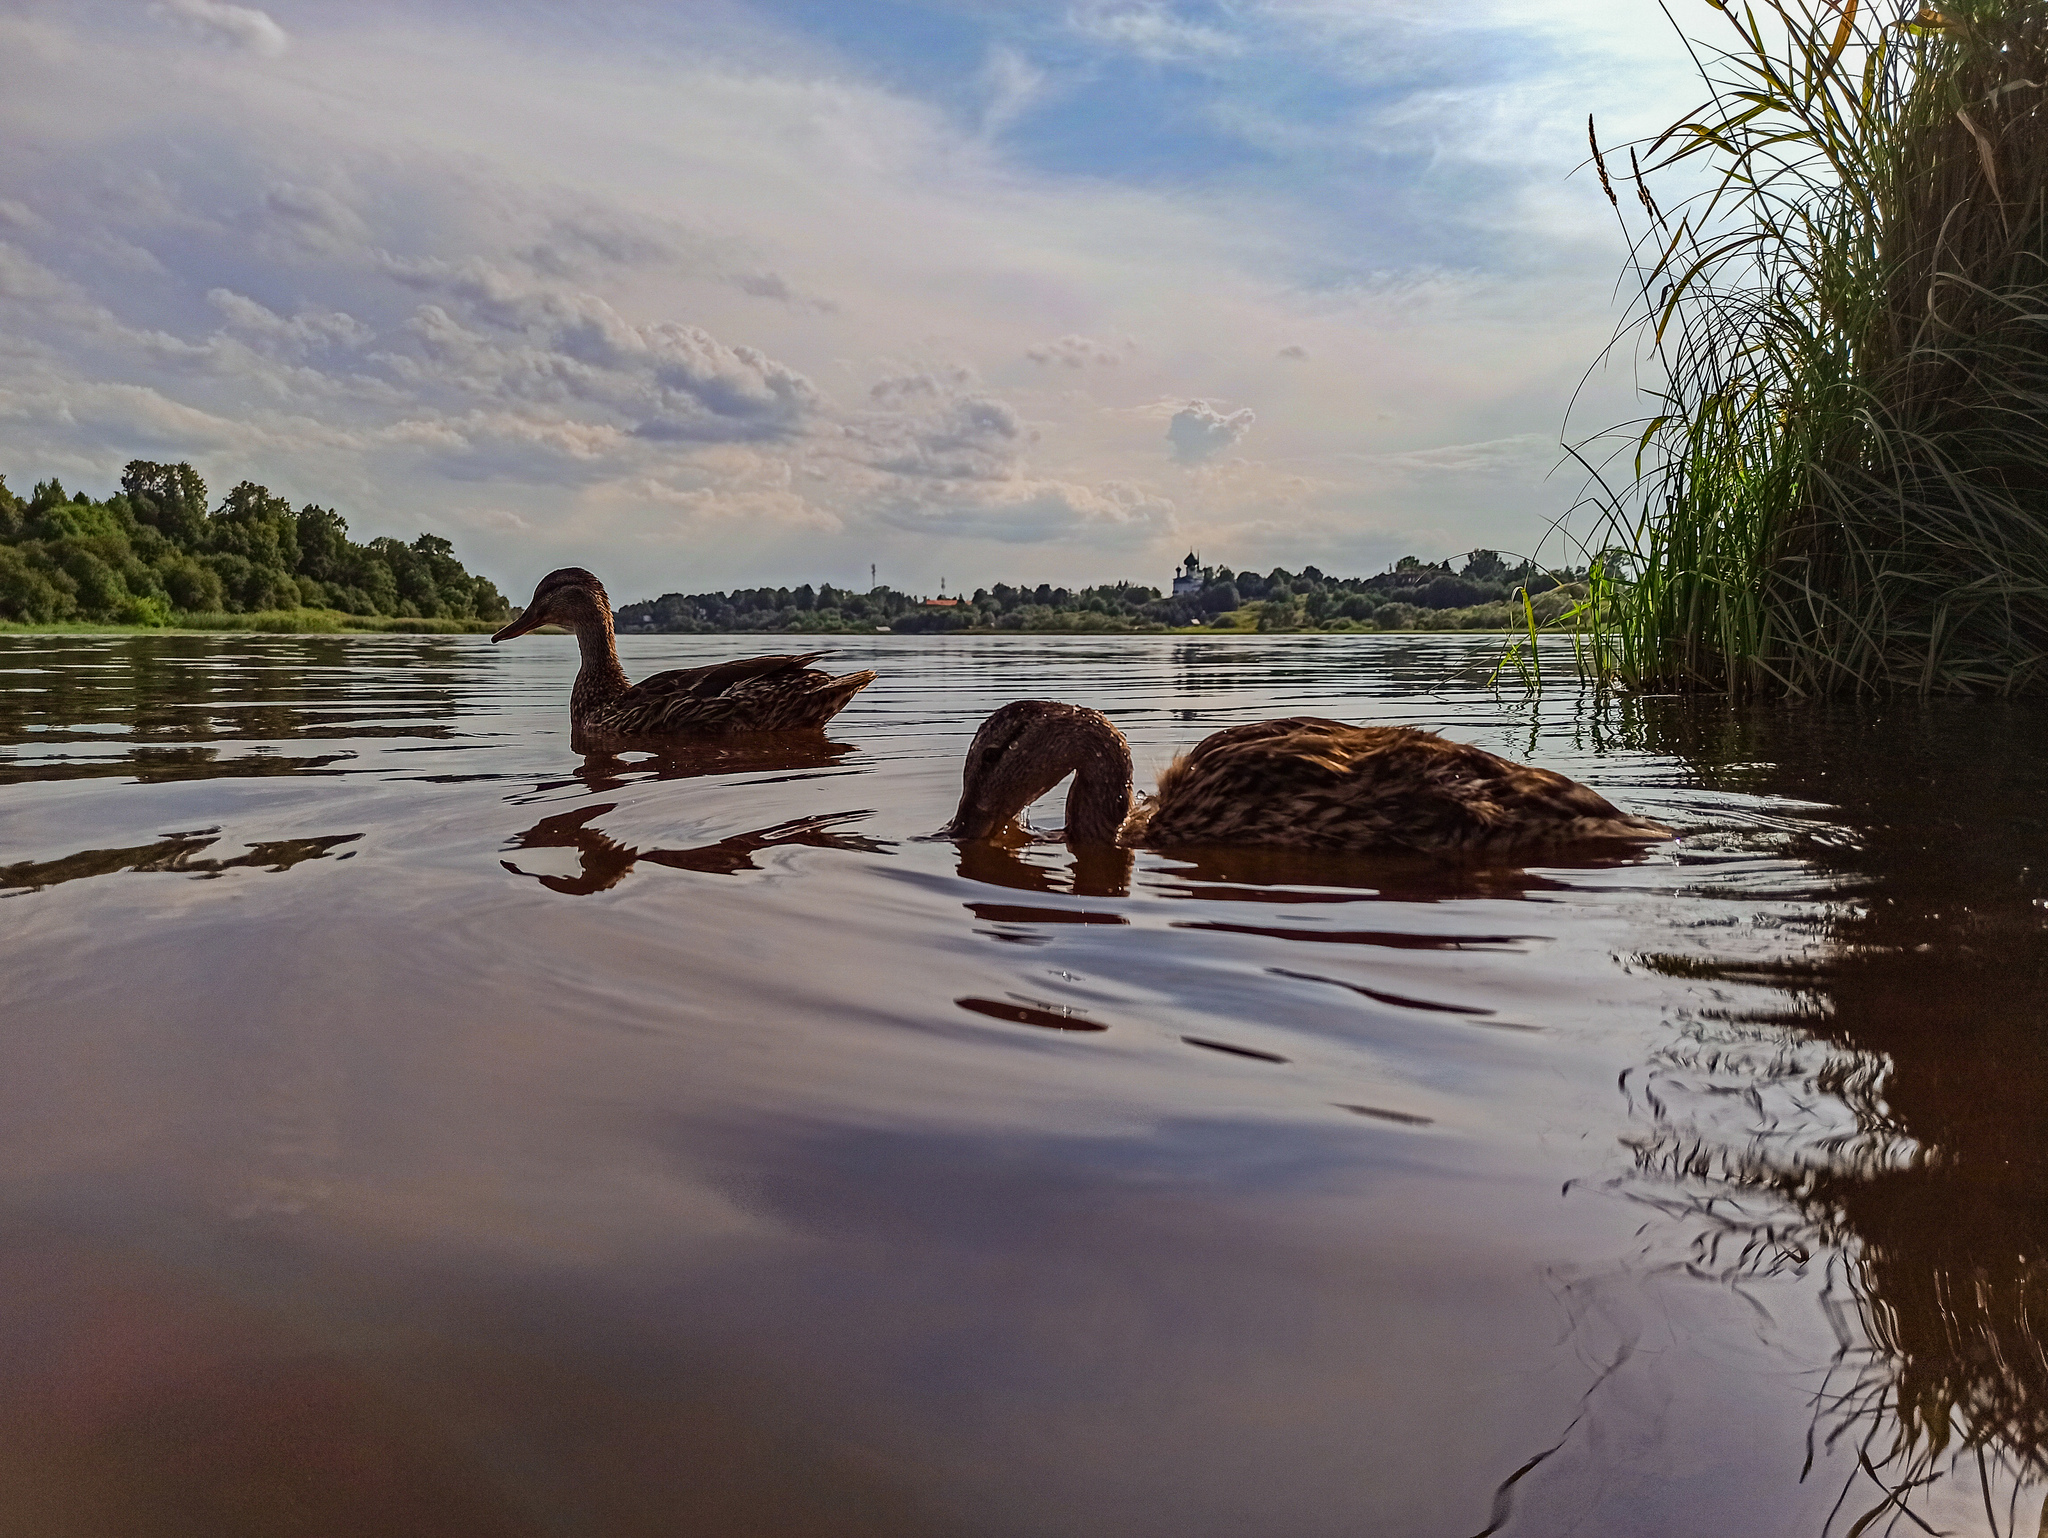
[491,609,545,643]
[944,801,997,841]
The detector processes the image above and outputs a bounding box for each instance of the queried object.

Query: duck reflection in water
[1621,698,2048,1528]
[955,838,1136,900]
[955,824,1649,908]
[504,737,885,896]
[1147,846,1612,905]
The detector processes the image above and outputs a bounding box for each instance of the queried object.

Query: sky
[0,0,1701,600]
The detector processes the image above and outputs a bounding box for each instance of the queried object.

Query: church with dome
[1171,552,1204,597]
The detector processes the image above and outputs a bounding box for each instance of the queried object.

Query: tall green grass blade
[1572,0,2048,695]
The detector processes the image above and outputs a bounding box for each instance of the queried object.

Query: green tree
[0,545,66,622]
[122,461,208,545]
[295,505,352,582]
[1461,549,1508,582]
[159,557,224,613]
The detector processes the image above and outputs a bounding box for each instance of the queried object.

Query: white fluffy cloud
[1166,400,1255,463]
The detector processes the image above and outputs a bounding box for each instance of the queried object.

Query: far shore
[1,617,1556,639]
[2,604,1569,640]
[0,609,500,636]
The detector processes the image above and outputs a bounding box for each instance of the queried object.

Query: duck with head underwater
[493,568,877,753]
[945,700,1674,856]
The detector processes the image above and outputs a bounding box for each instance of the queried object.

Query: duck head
[945,699,1134,844]
[493,568,612,642]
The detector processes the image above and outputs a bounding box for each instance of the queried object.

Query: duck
[492,568,877,752]
[944,700,1674,855]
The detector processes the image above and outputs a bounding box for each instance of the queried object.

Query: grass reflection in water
[1620,697,2048,1534]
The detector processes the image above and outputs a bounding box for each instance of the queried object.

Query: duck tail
[798,668,877,728]
[1151,749,1195,801]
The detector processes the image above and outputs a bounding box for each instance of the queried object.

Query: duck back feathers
[1135,717,1671,854]
[587,652,877,745]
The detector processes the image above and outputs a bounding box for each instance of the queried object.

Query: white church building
[1172,552,1204,597]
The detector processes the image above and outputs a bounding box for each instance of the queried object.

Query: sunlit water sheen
[3,631,2046,1537]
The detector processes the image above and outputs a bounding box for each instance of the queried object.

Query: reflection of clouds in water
[227,1009,347,1223]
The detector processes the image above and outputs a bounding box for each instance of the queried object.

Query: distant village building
[1172,552,1204,597]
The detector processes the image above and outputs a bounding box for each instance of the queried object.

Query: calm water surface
[2,631,2044,1536]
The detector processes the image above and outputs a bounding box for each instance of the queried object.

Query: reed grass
[1583,0,2048,694]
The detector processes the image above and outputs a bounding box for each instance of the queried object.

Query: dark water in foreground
[2,631,2045,1537]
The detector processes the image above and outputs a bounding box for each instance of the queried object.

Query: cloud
[867,366,975,407]
[856,367,1028,480]
[0,242,72,305]
[631,460,844,533]
[385,262,823,441]
[261,183,368,252]
[1166,400,1255,463]
[34,381,255,450]
[0,200,47,236]
[872,476,1175,544]
[535,217,677,271]
[1366,432,1557,476]
[154,0,288,57]
[635,327,822,437]
[730,270,838,314]
[461,507,530,531]
[208,289,373,352]
[1027,334,1124,368]
[1277,344,1308,360]
[980,46,1047,139]
[380,409,633,475]
[734,270,799,303]
[1068,4,1240,63]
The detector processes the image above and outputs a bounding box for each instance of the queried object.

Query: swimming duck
[944,700,1674,855]
[492,568,877,752]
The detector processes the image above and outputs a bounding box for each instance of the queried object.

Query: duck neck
[1063,720,1136,845]
[569,610,631,716]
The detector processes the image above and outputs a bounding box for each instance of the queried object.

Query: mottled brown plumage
[492,568,876,752]
[945,700,1674,855]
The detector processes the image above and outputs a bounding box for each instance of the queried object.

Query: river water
[1,630,2042,1537]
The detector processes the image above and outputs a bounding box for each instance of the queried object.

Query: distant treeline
[0,462,510,626]
[615,552,1585,635]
